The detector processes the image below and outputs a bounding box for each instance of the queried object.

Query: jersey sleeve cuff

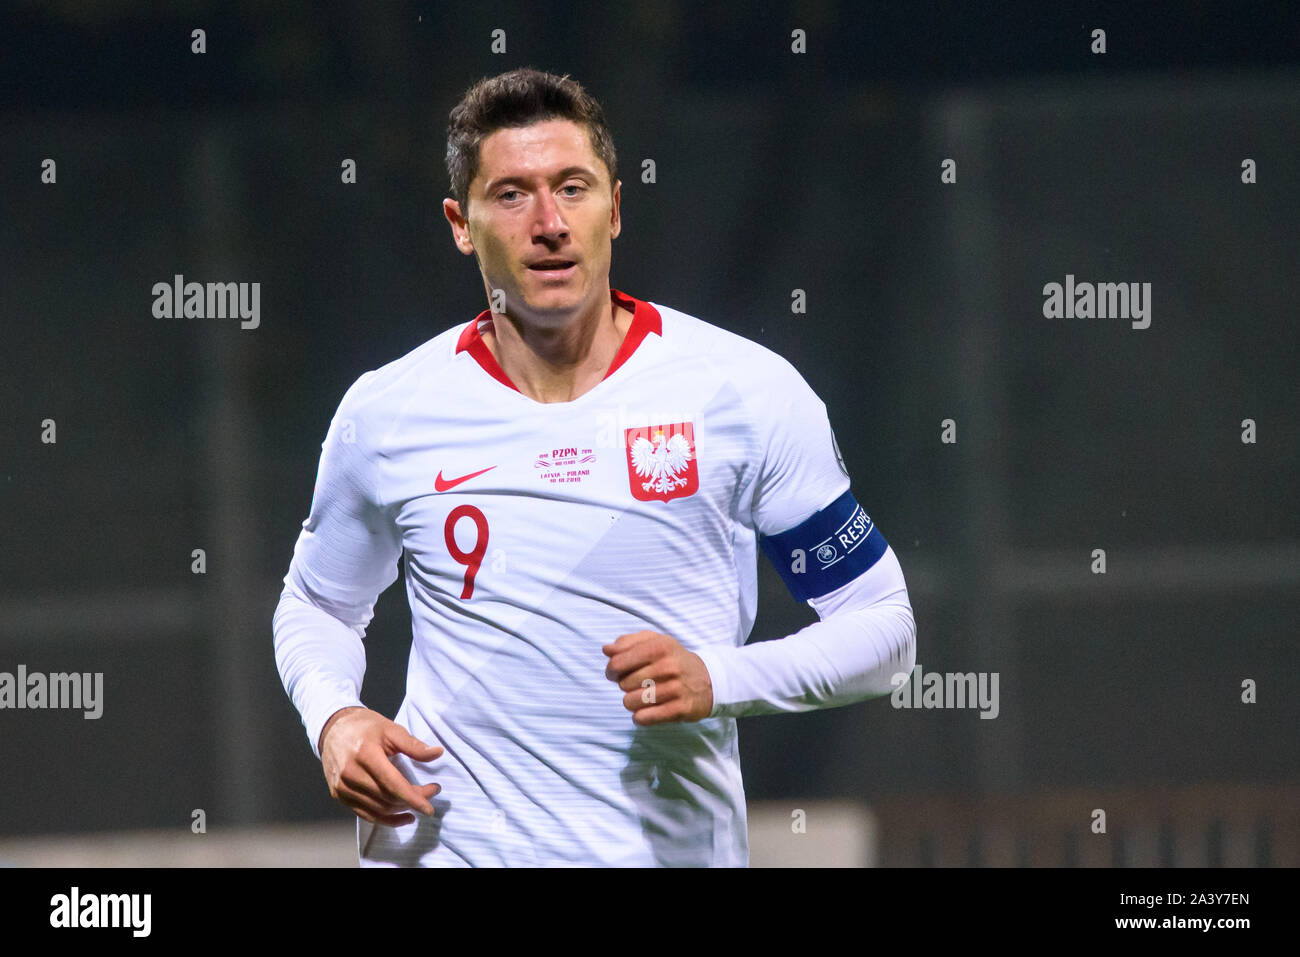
[693,643,739,719]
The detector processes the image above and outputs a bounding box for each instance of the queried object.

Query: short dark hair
[445,67,618,218]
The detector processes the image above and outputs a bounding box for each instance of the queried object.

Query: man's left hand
[602,630,714,725]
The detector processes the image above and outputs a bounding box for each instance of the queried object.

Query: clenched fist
[602,630,714,725]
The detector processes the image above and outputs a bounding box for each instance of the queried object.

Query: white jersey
[274,288,915,866]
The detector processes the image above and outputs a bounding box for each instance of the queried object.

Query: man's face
[445,118,620,324]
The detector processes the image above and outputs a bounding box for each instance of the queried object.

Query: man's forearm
[273,585,369,759]
[696,601,915,718]
[694,547,917,719]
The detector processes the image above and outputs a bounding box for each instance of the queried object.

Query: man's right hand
[318,706,444,827]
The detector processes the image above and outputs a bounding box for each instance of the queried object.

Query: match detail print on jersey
[535,445,597,486]
[625,421,698,502]
[760,489,889,601]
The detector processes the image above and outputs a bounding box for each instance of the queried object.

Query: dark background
[1,0,1296,862]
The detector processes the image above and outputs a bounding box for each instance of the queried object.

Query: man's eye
[500,189,519,201]
[562,185,584,196]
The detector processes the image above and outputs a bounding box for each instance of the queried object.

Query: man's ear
[443,197,474,255]
[609,179,621,240]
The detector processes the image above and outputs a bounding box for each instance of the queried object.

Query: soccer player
[273,67,916,867]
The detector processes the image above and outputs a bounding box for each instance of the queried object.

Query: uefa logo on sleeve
[624,421,699,502]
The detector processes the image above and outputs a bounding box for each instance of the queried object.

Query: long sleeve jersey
[273,288,915,866]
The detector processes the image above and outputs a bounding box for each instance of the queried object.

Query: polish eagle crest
[629,430,693,495]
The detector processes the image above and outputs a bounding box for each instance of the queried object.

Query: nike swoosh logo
[434,466,496,492]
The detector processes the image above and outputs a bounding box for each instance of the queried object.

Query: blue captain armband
[759,489,889,602]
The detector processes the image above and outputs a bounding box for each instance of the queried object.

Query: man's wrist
[317,705,365,755]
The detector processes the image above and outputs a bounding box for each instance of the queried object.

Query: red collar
[454,288,662,395]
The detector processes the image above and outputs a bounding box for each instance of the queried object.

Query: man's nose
[533,191,569,239]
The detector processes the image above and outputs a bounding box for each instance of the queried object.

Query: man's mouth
[527,260,578,279]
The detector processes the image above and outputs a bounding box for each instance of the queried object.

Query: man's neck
[483,292,633,403]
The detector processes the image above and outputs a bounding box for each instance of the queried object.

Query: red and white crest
[625,421,699,502]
